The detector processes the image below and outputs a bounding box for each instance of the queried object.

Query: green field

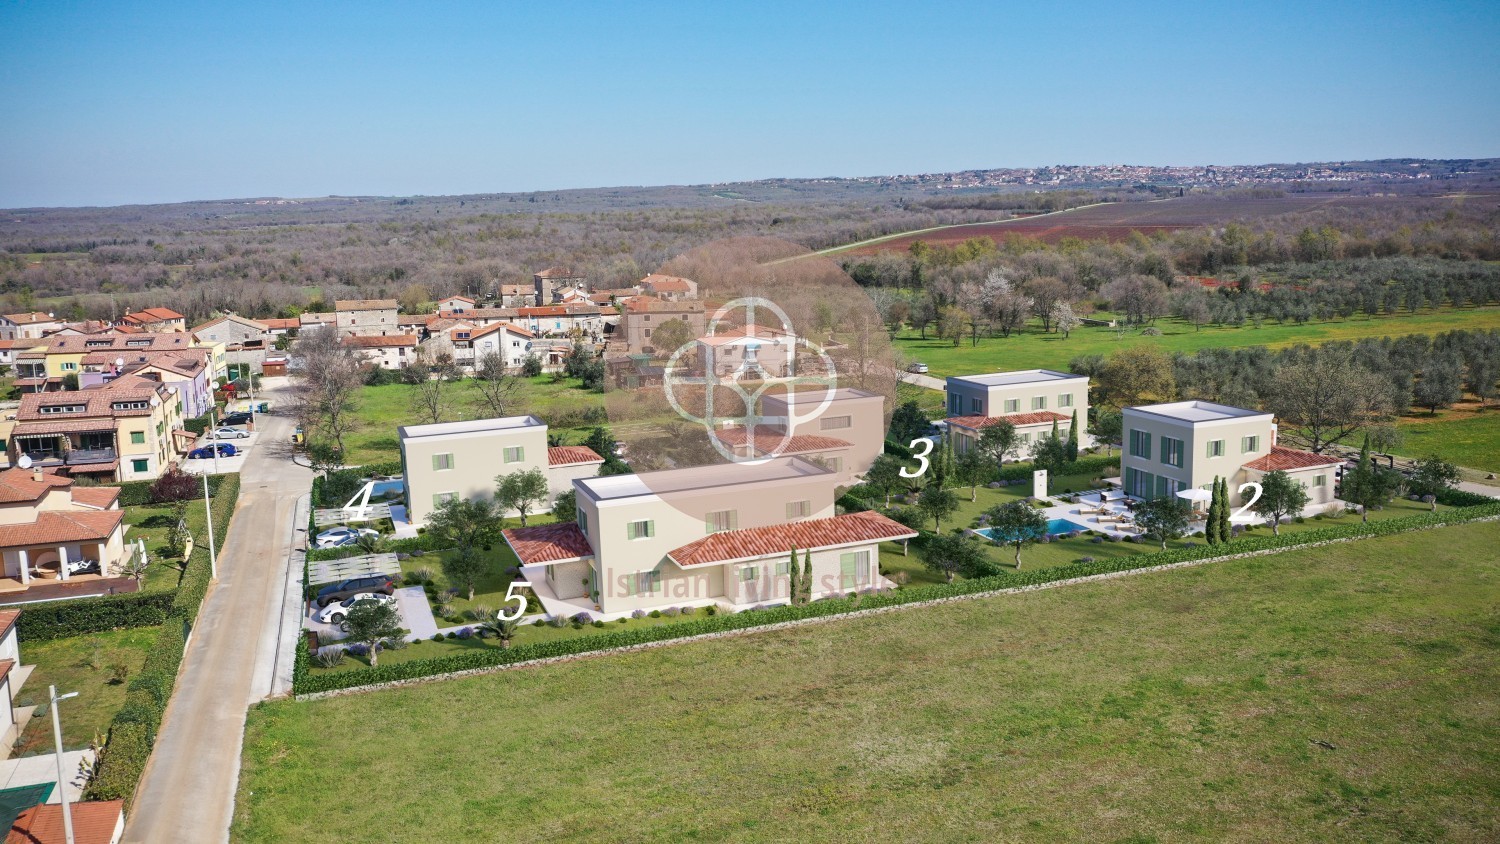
[11,627,157,754]
[122,496,216,592]
[234,521,1500,842]
[1394,404,1500,473]
[897,306,1500,376]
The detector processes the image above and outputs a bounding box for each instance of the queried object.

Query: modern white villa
[945,369,1090,457]
[1120,400,1341,508]
[502,456,915,618]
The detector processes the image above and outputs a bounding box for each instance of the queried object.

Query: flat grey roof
[762,387,879,405]
[577,455,831,501]
[1126,400,1268,423]
[398,414,544,440]
[949,369,1084,387]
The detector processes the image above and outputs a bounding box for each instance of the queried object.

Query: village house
[8,375,188,481]
[617,296,706,355]
[333,299,400,337]
[532,267,586,305]
[514,304,607,339]
[945,369,1091,458]
[503,456,914,618]
[190,313,274,377]
[2,313,64,341]
[117,307,187,333]
[341,333,418,369]
[640,273,698,301]
[497,283,537,308]
[469,322,535,369]
[0,466,129,595]
[78,349,214,419]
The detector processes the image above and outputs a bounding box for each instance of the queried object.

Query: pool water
[976,518,1091,542]
[370,479,405,497]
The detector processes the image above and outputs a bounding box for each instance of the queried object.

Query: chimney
[32,466,43,483]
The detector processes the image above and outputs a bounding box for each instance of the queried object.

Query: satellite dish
[150,395,161,407]
[115,357,125,368]
[17,455,33,469]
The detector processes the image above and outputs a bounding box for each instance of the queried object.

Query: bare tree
[290,326,363,457]
[407,346,450,425]
[472,351,523,417]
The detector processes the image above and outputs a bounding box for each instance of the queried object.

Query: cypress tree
[1066,410,1079,462]
[787,547,800,605]
[1204,479,1220,545]
[1216,477,1232,542]
[804,551,816,605]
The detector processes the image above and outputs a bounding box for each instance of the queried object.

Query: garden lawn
[341,377,605,465]
[896,306,1500,376]
[121,497,215,592]
[235,521,1500,842]
[1393,404,1500,473]
[396,514,557,623]
[11,626,157,755]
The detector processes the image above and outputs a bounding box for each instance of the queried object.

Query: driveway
[302,586,436,643]
[179,431,259,475]
[122,386,311,844]
[901,371,945,391]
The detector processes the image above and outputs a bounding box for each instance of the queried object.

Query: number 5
[499,581,532,621]
[900,438,933,478]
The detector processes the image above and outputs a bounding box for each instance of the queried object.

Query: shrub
[592,620,605,628]
[648,610,661,618]
[547,615,567,628]
[662,607,679,617]
[456,627,474,640]
[1078,556,1096,564]
[313,649,346,669]
[445,631,457,640]
[703,605,718,616]
[148,468,199,504]
[1090,536,1104,544]
[1295,516,1306,524]
[432,633,445,642]
[346,643,369,657]
[572,612,593,625]
[1324,505,1346,519]
[678,606,695,616]
[631,609,647,619]
[617,618,628,624]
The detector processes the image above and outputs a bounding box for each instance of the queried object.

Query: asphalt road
[122,388,310,843]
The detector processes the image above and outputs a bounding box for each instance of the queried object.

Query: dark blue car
[188,443,238,459]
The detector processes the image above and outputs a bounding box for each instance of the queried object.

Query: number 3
[498,581,532,621]
[901,438,933,478]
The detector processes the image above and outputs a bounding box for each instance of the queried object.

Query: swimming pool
[976,518,1092,542]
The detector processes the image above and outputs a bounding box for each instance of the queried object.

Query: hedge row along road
[121,382,311,844]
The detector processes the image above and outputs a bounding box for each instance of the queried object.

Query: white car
[907,362,930,374]
[313,526,379,549]
[208,427,251,440]
[315,592,397,628]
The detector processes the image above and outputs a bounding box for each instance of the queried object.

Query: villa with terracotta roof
[639,273,698,301]
[7,375,186,481]
[945,369,1090,459]
[3,313,64,340]
[1121,400,1342,509]
[7,797,125,844]
[398,415,603,526]
[117,307,186,333]
[503,456,913,617]
[0,466,129,597]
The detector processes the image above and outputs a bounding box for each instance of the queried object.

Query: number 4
[498,581,532,621]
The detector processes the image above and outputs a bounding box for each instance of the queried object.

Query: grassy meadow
[234,520,1500,842]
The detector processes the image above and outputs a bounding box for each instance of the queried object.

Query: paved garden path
[122,388,311,844]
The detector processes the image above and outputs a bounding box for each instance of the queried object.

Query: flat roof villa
[504,456,915,619]
[945,369,1090,457]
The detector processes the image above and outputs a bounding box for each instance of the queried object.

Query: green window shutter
[131,431,146,444]
[132,459,149,473]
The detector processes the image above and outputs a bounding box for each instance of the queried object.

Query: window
[820,415,851,431]
[1019,432,1032,444]
[39,404,85,415]
[1004,398,1019,413]
[1031,396,1047,410]
[578,510,589,536]
[1161,436,1184,468]
[432,492,455,507]
[432,453,453,471]
[1206,439,1225,458]
[1129,429,1152,458]
[785,500,811,519]
[633,571,660,596]
[131,458,149,473]
[774,560,791,576]
[739,566,758,582]
[626,520,654,540]
[112,401,149,411]
[1059,393,1073,407]
[130,431,146,445]
[1241,435,1260,453]
[705,509,738,533]
[970,397,982,414]
[1314,474,1326,486]
[61,362,77,371]
[948,395,961,415]
[839,550,871,589]
[503,446,524,463]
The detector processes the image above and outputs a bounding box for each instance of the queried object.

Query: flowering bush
[456,627,474,640]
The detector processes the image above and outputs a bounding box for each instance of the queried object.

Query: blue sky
[2,0,1497,207]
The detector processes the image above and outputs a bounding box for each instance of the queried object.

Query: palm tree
[479,616,520,648]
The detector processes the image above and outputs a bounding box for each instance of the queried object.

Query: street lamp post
[202,470,218,579]
[49,685,79,844]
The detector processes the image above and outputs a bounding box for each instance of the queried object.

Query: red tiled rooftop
[340,334,418,348]
[0,610,20,639]
[0,468,72,504]
[713,428,852,456]
[946,411,1071,430]
[70,486,122,509]
[547,446,604,467]
[502,522,595,565]
[8,798,124,844]
[668,511,917,568]
[1,510,124,548]
[1243,445,1341,472]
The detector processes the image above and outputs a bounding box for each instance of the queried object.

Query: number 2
[1230,482,1262,522]
[901,438,933,478]
[498,581,532,621]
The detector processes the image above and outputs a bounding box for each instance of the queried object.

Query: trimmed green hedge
[84,473,241,808]
[294,497,1500,696]
[16,592,175,643]
[115,474,226,508]
[995,452,1119,483]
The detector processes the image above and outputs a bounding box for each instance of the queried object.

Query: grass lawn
[235,521,1500,842]
[342,377,606,465]
[11,626,158,754]
[896,306,1500,376]
[120,496,216,592]
[1392,403,1500,473]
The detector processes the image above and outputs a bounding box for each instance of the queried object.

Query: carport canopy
[313,502,392,527]
[309,552,402,586]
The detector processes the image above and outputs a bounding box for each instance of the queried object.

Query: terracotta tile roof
[438,308,517,321]
[713,428,852,455]
[340,334,418,348]
[333,299,398,312]
[698,324,795,346]
[0,660,11,687]
[441,295,476,304]
[36,333,195,354]
[502,522,595,565]
[4,312,58,326]
[472,322,534,340]
[622,296,704,314]
[668,511,917,568]
[70,486,122,509]
[0,339,25,349]
[0,468,72,504]
[0,611,18,640]
[63,461,119,475]
[534,266,578,279]
[261,317,300,330]
[12,418,120,436]
[8,798,124,844]
[547,445,604,467]
[500,284,533,295]
[2,509,124,548]
[946,411,1071,431]
[120,307,184,324]
[1242,445,1341,472]
[641,274,694,292]
[516,305,604,318]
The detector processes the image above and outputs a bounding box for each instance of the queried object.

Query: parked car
[188,443,239,459]
[907,362,930,374]
[314,574,400,607]
[208,426,251,440]
[63,558,101,576]
[315,592,398,627]
[313,526,380,549]
[220,412,253,426]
